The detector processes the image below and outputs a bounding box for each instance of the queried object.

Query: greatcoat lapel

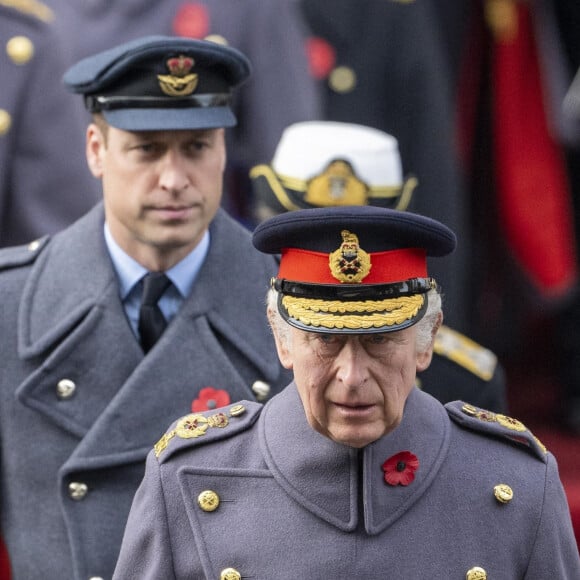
[260,385,451,534]
[16,206,284,470]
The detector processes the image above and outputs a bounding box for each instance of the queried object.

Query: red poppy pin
[382,451,419,486]
[173,2,210,38]
[305,36,336,80]
[192,387,230,412]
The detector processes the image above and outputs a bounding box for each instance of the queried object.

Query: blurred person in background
[0,0,99,247]
[250,120,507,413]
[43,0,321,224]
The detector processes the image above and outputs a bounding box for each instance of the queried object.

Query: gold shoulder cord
[0,0,54,22]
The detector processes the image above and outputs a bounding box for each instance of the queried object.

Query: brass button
[68,482,88,501]
[494,483,513,504]
[0,110,11,135]
[328,66,357,93]
[27,239,41,252]
[56,379,76,400]
[7,36,34,65]
[229,404,246,417]
[205,34,228,46]
[198,490,220,512]
[466,566,487,580]
[220,568,241,580]
[251,380,270,401]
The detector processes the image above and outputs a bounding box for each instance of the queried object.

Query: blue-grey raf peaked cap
[253,205,456,333]
[63,35,251,131]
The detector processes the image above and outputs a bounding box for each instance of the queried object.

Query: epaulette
[434,325,498,381]
[0,0,54,23]
[0,236,48,271]
[446,401,548,462]
[154,400,262,464]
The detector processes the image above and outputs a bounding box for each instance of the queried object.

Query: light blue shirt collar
[104,223,210,335]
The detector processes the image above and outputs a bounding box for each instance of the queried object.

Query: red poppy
[173,3,210,39]
[191,387,230,412]
[305,37,336,80]
[382,451,419,486]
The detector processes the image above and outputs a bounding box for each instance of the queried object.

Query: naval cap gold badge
[158,55,199,97]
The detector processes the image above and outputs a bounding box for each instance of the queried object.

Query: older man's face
[275,327,433,448]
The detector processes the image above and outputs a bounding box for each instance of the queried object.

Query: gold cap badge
[158,55,198,97]
[329,230,371,283]
[305,160,368,207]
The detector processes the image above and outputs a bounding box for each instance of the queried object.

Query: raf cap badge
[158,55,198,97]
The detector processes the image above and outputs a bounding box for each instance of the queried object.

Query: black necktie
[138,272,172,353]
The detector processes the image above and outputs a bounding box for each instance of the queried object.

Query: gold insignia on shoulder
[466,567,487,580]
[154,430,176,457]
[305,160,369,207]
[496,413,527,432]
[158,55,198,97]
[329,230,371,283]
[0,0,54,22]
[462,404,497,422]
[154,409,242,458]
[229,404,246,417]
[533,435,547,454]
[494,483,513,504]
[434,325,498,381]
[6,35,34,65]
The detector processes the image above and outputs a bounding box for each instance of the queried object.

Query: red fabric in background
[0,537,10,580]
[492,4,578,299]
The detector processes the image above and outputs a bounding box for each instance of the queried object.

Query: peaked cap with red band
[253,206,456,333]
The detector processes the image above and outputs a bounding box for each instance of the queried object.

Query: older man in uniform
[250,120,507,412]
[114,206,580,579]
[0,36,291,580]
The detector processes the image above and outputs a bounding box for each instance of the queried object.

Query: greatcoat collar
[259,384,451,534]
[16,204,283,466]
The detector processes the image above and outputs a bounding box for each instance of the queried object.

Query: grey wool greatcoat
[0,203,291,580]
[114,386,580,579]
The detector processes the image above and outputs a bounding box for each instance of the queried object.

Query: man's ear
[416,311,443,372]
[267,308,294,370]
[86,123,105,178]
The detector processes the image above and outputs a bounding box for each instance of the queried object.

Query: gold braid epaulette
[0,0,54,23]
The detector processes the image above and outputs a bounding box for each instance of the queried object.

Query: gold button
[229,404,246,417]
[251,380,270,401]
[329,66,357,93]
[220,569,241,580]
[0,110,11,135]
[198,490,220,512]
[205,34,228,46]
[466,566,487,580]
[494,483,513,504]
[6,36,34,65]
[27,239,41,252]
[56,379,76,400]
[68,482,88,501]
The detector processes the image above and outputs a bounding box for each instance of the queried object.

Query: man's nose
[336,341,369,387]
[159,152,190,192]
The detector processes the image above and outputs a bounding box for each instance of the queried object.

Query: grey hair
[266,287,442,354]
